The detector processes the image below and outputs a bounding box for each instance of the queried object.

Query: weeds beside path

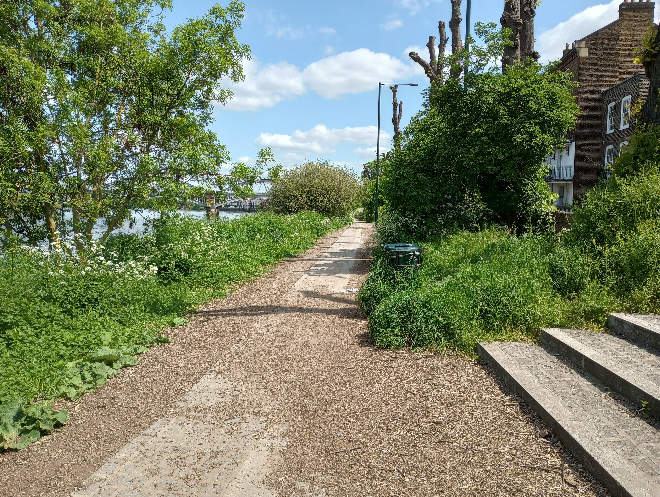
[1,223,607,496]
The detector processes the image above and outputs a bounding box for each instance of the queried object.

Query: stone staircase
[478,313,660,497]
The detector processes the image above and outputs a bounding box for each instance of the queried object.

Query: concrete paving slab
[478,341,660,497]
[608,313,660,352]
[541,328,660,419]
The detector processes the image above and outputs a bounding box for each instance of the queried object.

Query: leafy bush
[0,211,348,449]
[566,171,660,309]
[381,63,578,239]
[268,161,361,217]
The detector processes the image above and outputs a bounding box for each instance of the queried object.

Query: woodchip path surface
[1,222,607,496]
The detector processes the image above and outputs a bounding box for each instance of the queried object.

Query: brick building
[602,72,650,175]
[547,0,654,207]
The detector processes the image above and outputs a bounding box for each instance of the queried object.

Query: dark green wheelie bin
[383,243,422,271]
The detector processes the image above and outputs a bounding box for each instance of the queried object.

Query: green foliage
[268,161,361,217]
[0,211,348,448]
[359,228,623,354]
[1,398,68,451]
[0,0,250,247]
[382,63,578,239]
[566,171,660,309]
[361,168,660,353]
[612,125,660,178]
[360,177,383,223]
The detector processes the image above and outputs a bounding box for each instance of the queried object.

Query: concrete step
[541,328,660,420]
[607,313,660,352]
[478,341,660,497]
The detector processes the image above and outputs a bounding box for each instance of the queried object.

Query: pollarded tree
[501,0,539,70]
[0,0,250,249]
[409,0,462,85]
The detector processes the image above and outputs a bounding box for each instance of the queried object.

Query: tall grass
[359,228,632,354]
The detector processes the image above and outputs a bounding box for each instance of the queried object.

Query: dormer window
[607,102,616,134]
[620,95,631,130]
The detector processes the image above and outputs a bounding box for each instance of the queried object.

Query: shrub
[382,63,578,237]
[359,228,567,353]
[268,161,361,217]
[567,171,660,310]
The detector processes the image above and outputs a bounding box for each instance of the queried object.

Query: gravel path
[0,222,607,496]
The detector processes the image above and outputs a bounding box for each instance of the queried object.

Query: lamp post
[375,82,418,225]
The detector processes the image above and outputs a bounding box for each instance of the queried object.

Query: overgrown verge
[0,211,349,450]
[358,171,660,354]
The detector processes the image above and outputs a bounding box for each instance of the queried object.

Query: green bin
[383,243,422,270]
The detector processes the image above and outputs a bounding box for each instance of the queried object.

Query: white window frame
[606,102,616,134]
[620,95,631,130]
[620,141,629,155]
[605,145,615,167]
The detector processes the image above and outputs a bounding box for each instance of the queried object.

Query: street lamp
[375,82,418,225]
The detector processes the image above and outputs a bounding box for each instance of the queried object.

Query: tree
[638,25,660,126]
[409,0,462,85]
[381,62,578,238]
[390,85,404,148]
[0,0,250,249]
[501,0,539,70]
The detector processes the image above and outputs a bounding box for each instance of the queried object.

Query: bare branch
[409,51,436,82]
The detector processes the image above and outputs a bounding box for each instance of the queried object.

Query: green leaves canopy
[382,62,578,237]
[0,0,250,247]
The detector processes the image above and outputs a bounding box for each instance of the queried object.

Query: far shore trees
[0,0,251,249]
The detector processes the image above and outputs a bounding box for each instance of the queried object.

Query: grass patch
[0,211,349,449]
[358,228,624,355]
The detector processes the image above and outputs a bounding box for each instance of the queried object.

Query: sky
[162,0,660,175]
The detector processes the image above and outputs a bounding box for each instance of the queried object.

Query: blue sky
[164,0,659,175]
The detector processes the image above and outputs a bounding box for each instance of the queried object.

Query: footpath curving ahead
[479,313,660,497]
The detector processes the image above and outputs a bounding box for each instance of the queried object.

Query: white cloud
[324,45,335,55]
[221,50,423,111]
[537,1,660,62]
[353,146,387,161]
[238,156,251,164]
[319,27,336,35]
[303,48,423,99]
[255,125,391,155]
[221,59,305,112]
[269,25,305,39]
[381,18,403,31]
[395,0,440,15]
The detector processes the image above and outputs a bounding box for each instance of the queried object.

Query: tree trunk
[391,85,403,148]
[449,0,463,79]
[642,26,660,126]
[43,203,61,251]
[501,0,522,70]
[437,21,449,84]
[520,0,539,63]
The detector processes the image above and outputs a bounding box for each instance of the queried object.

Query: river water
[38,209,250,248]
